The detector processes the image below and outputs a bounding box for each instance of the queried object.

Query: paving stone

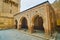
[0,29,45,40]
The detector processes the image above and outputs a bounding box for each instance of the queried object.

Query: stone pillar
[28,22,34,33]
[17,22,22,30]
[43,18,52,38]
[44,27,50,38]
[44,18,55,38]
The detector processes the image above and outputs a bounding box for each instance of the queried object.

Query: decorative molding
[0,16,14,19]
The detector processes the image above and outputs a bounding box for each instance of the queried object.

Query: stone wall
[0,17,15,29]
[2,0,20,15]
[52,0,60,26]
[0,0,20,29]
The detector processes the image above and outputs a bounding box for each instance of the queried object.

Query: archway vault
[19,17,28,30]
[31,15,45,33]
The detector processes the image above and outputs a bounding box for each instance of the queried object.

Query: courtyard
[0,29,58,40]
[0,29,47,40]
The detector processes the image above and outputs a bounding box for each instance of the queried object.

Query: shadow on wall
[15,20,18,29]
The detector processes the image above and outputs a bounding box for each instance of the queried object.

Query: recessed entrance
[15,20,18,29]
[20,17,28,31]
[33,15,44,33]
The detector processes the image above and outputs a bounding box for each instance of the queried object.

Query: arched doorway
[20,17,28,31]
[15,20,18,29]
[33,15,44,33]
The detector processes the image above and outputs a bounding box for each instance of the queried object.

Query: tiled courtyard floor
[0,29,57,40]
[0,29,47,40]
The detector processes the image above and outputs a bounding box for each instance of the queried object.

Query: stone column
[17,22,22,30]
[44,26,50,38]
[43,18,52,38]
[28,22,34,33]
[44,4,56,38]
[44,19,55,38]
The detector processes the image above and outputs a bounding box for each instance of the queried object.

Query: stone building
[0,0,20,29]
[0,0,58,37]
[14,1,56,37]
[52,0,60,31]
[52,0,60,26]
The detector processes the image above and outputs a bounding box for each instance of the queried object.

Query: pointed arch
[19,17,28,29]
[32,15,44,33]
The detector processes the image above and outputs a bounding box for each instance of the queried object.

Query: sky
[21,0,55,12]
